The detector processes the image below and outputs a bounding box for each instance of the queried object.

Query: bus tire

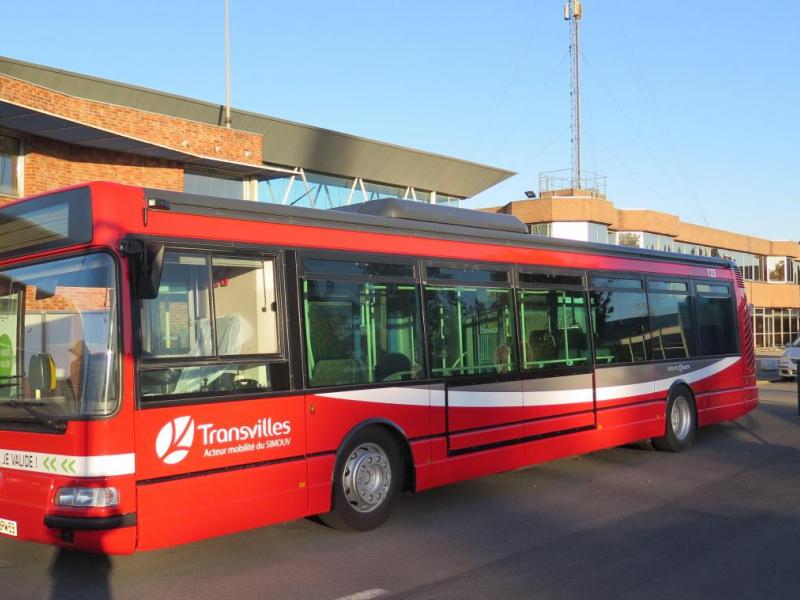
[321,426,404,532]
[653,385,696,452]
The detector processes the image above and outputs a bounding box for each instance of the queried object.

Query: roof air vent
[332,198,528,234]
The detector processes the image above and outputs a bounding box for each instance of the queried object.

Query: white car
[778,337,800,379]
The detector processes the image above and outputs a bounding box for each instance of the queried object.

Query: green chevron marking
[67,459,76,475]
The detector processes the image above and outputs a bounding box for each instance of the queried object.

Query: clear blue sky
[3,1,798,239]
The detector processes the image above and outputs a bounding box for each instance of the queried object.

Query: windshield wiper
[3,400,67,432]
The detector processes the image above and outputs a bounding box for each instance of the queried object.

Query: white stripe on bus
[317,357,739,408]
[0,450,135,477]
[596,356,740,402]
[318,387,431,407]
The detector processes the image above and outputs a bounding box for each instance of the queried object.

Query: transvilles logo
[155,416,195,465]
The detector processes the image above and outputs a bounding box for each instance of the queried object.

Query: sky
[3,1,799,240]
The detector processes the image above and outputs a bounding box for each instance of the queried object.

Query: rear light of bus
[55,487,120,508]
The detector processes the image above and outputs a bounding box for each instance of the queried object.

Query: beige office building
[486,189,800,350]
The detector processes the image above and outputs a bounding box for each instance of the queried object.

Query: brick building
[486,189,800,350]
[0,56,513,208]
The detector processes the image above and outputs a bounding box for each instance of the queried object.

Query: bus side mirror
[139,242,165,300]
[29,353,56,393]
[121,239,165,300]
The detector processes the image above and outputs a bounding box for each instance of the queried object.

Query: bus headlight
[55,487,120,508]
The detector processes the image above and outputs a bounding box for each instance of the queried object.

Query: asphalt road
[1,382,798,600]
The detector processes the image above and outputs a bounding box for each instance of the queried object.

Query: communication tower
[564,0,582,189]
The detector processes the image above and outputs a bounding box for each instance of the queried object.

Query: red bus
[0,182,757,553]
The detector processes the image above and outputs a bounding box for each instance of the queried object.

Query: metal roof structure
[0,56,515,197]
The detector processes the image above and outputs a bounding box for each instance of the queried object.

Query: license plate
[0,518,17,537]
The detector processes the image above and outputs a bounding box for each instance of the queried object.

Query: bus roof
[143,188,733,269]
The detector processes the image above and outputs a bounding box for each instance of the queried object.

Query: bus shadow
[48,549,112,600]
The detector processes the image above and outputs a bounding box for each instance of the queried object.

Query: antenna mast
[564,0,582,189]
[224,0,232,128]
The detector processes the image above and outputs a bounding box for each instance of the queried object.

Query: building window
[530,223,552,237]
[364,181,406,202]
[0,135,21,197]
[641,233,675,252]
[671,245,765,282]
[587,223,609,244]
[434,193,461,207]
[616,232,642,248]
[414,190,431,203]
[184,170,245,200]
[256,172,435,208]
[767,256,788,283]
[259,172,357,208]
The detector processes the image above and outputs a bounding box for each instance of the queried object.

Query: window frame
[135,244,291,407]
[0,132,23,198]
[423,260,519,383]
[183,168,249,201]
[299,251,424,390]
[514,267,594,377]
[0,249,123,429]
[589,273,651,367]
[691,278,740,357]
[423,260,512,287]
[644,276,698,362]
[300,252,417,284]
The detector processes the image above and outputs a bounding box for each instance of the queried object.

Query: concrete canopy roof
[0,56,515,198]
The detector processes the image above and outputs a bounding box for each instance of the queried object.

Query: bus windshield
[0,253,118,425]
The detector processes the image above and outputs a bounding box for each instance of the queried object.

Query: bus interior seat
[566,327,588,357]
[374,352,412,382]
[529,330,557,363]
[312,358,367,387]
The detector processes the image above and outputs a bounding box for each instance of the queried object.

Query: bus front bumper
[0,469,137,554]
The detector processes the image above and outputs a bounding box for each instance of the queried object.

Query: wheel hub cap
[671,395,691,441]
[342,443,392,513]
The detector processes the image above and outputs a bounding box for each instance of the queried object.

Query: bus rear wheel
[321,426,404,531]
[653,386,696,452]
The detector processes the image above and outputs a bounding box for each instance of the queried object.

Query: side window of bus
[518,287,590,370]
[212,257,280,355]
[425,266,517,377]
[139,251,288,401]
[590,277,649,364]
[302,259,424,388]
[695,282,737,356]
[647,280,697,360]
[141,253,213,358]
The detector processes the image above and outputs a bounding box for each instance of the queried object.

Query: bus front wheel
[653,385,696,452]
[321,426,404,531]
